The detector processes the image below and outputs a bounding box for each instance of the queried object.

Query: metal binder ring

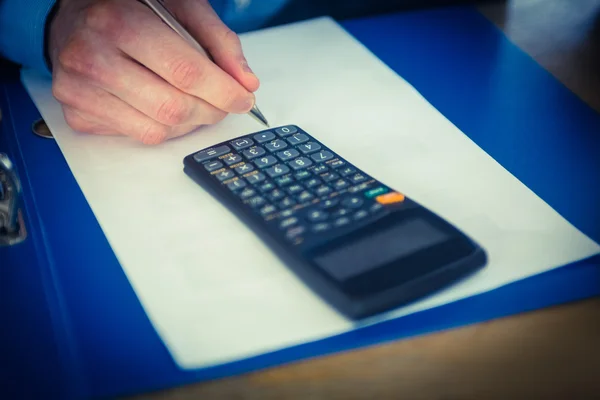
[32,118,54,139]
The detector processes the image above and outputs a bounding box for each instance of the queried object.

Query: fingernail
[241,59,254,74]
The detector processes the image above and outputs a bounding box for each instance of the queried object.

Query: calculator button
[370,203,384,213]
[227,180,246,191]
[294,170,311,180]
[265,139,288,152]
[275,126,297,137]
[265,164,291,178]
[279,197,296,209]
[306,210,328,222]
[353,210,369,220]
[333,179,349,190]
[321,172,339,182]
[296,191,314,203]
[193,145,231,162]
[334,217,350,227]
[280,209,295,218]
[311,223,330,233]
[315,186,332,196]
[216,170,235,181]
[342,196,363,209]
[329,159,345,169]
[333,208,350,218]
[246,173,266,184]
[223,153,243,166]
[243,147,266,159]
[305,178,321,188]
[289,157,313,170]
[231,138,254,150]
[259,181,276,192]
[364,187,388,198]
[312,165,328,174]
[239,188,256,199]
[247,196,266,208]
[287,133,309,145]
[269,189,286,201]
[320,199,339,209]
[285,226,306,241]
[286,184,303,195]
[260,204,277,216]
[279,217,298,229]
[339,166,356,176]
[204,160,223,171]
[310,150,334,163]
[350,173,367,184]
[375,192,405,205]
[254,156,278,169]
[235,163,255,174]
[277,149,300,161]
[254,131,276,143]
[298,142,321,154]
[275,176,294,187]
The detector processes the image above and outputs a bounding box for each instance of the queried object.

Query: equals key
[193,145,231,162]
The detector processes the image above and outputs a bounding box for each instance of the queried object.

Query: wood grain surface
[130,1,600,398]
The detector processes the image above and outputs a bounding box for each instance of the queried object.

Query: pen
[141,0,269,127]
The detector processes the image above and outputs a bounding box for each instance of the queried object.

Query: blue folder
[1,5,599,400]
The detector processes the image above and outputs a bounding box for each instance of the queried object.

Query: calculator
[183,125,487,319]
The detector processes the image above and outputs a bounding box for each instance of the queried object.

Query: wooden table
[134,1,600,398]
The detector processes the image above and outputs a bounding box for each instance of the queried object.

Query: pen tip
[250,104,269,127]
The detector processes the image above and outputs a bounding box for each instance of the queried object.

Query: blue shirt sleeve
[0,0,57,75]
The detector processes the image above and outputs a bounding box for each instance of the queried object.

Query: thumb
[166,0,260,93]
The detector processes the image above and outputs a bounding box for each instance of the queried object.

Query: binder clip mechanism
[0,153,26,246]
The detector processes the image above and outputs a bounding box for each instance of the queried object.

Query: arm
[0,0,58,74]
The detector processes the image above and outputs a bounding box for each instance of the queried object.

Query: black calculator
[183,125,487,319]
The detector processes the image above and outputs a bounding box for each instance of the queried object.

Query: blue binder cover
[1,5,599,400]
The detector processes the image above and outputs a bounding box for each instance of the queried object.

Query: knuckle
[84,1,120,34]
[222,28,241,48]
[156,97,189,126]
[139,123,168,145]
[58,37,106,83]
[167,58,203,91]
[63,109,90,132]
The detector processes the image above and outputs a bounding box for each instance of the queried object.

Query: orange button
[375,192,405,205]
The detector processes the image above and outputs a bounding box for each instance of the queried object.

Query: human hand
[47,0,259,144]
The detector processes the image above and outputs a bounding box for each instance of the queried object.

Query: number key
[287,133,309,145]
[265,164,290,178]
[265,139,288,152]
[298,142,321,154]
[275,126,297,137]
[289,157,313,170]
[243,146,266,159]
[254,155,278,169]
[310,150,334,163]
[277,148,300,161]
[246,173,266,184]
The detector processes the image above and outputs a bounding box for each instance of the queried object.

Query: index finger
[87,0,255,114]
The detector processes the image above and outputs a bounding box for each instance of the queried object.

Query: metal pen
[141,0,269,127]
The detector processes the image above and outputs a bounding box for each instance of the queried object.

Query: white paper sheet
[21,17,600,370]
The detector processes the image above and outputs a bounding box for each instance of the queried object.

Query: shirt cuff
[0,0,58,76]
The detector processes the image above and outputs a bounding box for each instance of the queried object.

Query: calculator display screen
[313,218,449,282]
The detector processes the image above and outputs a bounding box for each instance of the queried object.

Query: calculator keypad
[191,125,404,245]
